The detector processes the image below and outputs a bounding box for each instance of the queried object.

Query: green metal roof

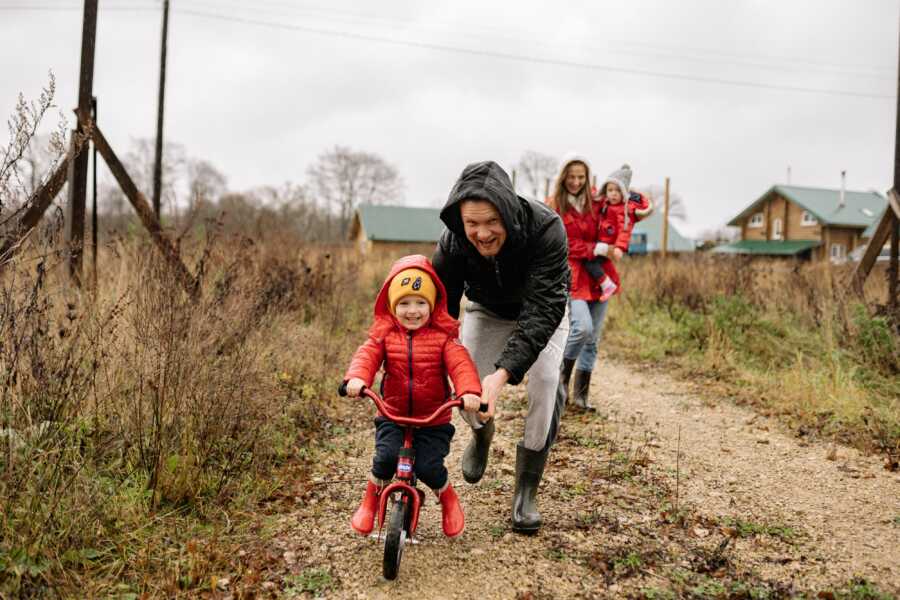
[631,209,695,252]
[355,204,443,243]
[727,185,885,228]
[711,239,821,256]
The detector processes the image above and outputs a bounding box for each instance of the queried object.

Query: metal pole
[152,0,170,219]
[91,96,98,290]
[65,0,99,285]
[662,177,670,258]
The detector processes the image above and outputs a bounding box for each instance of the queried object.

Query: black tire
[382,495,408,580]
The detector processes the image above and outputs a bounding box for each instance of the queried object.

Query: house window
[801,211,817,226]
[830,243,846,261]
[748,213,764,228]
[772,218,783,240]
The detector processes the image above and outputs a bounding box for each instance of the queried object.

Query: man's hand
[346,377,366,397]
[611,247,624,261]
[460,394,481,413]
[479,368,509,422]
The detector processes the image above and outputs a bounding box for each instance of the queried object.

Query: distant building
[349,204,443,255]
[712,184,885,262]
[629,209,695,254]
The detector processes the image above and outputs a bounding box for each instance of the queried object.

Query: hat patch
[412,277,422,291]
[401,277,410,286]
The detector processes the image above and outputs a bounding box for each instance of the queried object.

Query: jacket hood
[440,161,527,254]
[370,254,459,339]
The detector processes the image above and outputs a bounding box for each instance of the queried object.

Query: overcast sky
[2,0,898,236]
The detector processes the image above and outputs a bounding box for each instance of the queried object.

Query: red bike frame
[359,387,464,538]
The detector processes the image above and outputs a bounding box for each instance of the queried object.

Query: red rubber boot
[438,483,465,538]
[350,480,381,535]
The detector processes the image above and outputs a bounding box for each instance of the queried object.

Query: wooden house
[713,184,885,261]
[348,205,443,255]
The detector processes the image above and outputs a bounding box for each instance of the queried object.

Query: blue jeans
[563,299,609,373]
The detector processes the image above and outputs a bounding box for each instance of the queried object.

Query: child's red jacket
[596,191,651,252]
[343,255,481,425]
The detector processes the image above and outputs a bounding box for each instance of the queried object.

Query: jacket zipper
[493,259,503,288]
[406,330,414,417]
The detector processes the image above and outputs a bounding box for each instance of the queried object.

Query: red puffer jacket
[556,199,606,302]
[343,255,481,425]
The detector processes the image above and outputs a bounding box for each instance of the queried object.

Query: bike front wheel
[382,495,408,580]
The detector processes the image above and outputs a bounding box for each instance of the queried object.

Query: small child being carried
[585,164,652,301]
[342,255,485,538]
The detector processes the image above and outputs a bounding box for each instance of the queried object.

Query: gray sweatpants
[459,302,569,451]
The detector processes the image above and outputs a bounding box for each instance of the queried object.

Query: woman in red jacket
[548,154,612,412]
[343,255,484,538]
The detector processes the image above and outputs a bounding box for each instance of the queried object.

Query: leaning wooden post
[544,178,550,200]
[662,177,671,259]
[90,122,198,298]
[511,168,517,191]
[65,0,99,286]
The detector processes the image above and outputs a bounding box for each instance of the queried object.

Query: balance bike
[339,383,486,580]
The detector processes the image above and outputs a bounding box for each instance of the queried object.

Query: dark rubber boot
[511,442,549,534]
[558,358,576,407]
[572,369,595,412]
[461,419,494,484]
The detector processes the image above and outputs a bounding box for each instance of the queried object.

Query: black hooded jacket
[432,161,569,385]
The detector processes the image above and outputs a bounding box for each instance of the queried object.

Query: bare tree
[515,150,557,200]
[634,184,688,222]
[1,73,66,223]
[122,137,186,217]
[306,145,404,234]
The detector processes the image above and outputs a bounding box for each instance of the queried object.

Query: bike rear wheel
[382,495,408,580]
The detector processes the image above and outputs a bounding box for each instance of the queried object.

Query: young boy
[342,255,484,538]
[585,164,652,300]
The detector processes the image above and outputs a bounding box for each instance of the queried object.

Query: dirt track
[252,359,900,599]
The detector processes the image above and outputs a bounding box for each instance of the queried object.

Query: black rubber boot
[572,369,595,412]
[558,358,576,407]
[461,419,494,484]
[511,442,549,534]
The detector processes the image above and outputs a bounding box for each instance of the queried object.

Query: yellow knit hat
[388,268,437,314]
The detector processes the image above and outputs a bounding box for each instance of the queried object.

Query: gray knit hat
[602,164,632,198]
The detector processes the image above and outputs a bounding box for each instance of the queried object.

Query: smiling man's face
[460,200,507,258]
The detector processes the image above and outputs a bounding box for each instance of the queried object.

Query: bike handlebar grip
[338,382,368,397]
[479,402,489,412]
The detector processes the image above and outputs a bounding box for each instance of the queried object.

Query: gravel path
[249,360,900,598]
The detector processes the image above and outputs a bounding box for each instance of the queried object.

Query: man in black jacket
[433,160,570,534]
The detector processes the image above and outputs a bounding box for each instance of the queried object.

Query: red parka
[343,255,481,425]
[552,191,652,300]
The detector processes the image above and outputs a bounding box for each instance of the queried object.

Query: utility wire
[172,7,894,100]
[179,0,897,75]
[1,1,895,98]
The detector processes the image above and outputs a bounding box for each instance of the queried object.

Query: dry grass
[0,232,381,596]
[608,254,900,462]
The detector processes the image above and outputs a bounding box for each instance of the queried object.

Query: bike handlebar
[338,382,488,426]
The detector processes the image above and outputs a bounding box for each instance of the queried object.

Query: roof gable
[728,185,885,228]
[353,204,444,243]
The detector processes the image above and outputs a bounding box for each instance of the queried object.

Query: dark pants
[372,417,455,490]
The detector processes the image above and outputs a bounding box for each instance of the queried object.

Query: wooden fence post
[662,177,670,258]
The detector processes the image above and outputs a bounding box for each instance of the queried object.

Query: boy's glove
[593,242,609,257]
[345,378,367,397]
[460,394,482,414]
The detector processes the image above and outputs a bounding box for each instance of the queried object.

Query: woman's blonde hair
[550,159,592,215]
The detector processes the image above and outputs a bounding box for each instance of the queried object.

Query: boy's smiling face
[394,295,431,331]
